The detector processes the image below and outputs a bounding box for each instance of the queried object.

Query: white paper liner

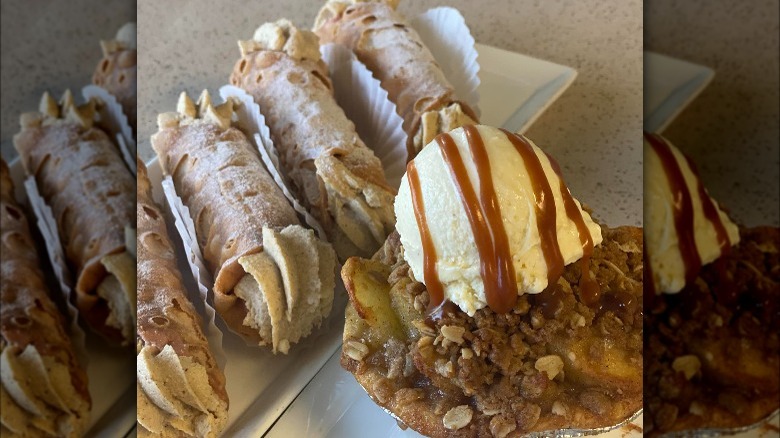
[160,176,227,368]
[81,85,136,175]
[115,134,137,174]
[22,177,88,366]
[320,43,408,189]
[219,85,327,239]
[411,7,482,117]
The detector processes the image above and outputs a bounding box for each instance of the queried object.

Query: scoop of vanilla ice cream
[644,134,739,294]
[395,125,602,316]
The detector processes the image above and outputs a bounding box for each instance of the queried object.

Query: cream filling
[315,155,395,260]
[97,250,137,344]
[136,345,227,438]
[233,225,336,354]
[0,346,88,438]
[413,102,477,156]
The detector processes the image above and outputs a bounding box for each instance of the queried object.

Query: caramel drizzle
[501,129,565,288]
[544,152,599,305]
[645,132,701,286]
[435,126,518,313]
[682,154,732,254]
[410,126,598,315]
[406,161,445,313]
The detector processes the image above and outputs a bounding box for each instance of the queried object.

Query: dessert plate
[264,47,646,437]
[643,51,714,133]
[6,158,136,438]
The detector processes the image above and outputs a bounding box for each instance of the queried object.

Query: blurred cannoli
[13,90,137,346]
[0,159,90,437]
[93,22,137,133]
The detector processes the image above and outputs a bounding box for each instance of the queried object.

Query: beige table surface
[138,0,643,227]
[646,0,780,227]
[0,0,135,161]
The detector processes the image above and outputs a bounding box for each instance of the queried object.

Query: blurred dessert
[1,159,91,437]
[644,131,740,294]
[230,19,396,260]
[341,125,643,436]
[136,159,228,437]
[151,91,336,354]
[314,0,478,159]
[643,132,779,435]
[93,22,137,133]
[13,91,137,346]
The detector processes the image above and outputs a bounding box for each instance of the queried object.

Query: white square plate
[643,51,714,133]
[139,43,580,437]
[6,160,136,438]
[476,43,577,134]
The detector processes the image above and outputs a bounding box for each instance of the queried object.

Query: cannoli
[136,159,228,437]
[1,159,91,437]
[314,0,478,158]
[13,91,137,346]
[229,20,396,260]
[151,91,336,353]
[93,22,137,133]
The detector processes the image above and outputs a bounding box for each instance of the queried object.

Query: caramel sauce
[645,132,702,286]
[407,161,445,313]
[683,153,731,254]
[434,126,518,314]
[545,151,600,306]
[682,153,736,298]
[501,129,565,288]
[426,301,459,324]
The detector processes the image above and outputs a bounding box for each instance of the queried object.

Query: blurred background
[138,0,643,227]
[0,0,134,162]
[646,0,779,226]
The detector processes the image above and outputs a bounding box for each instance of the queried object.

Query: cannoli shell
[229,26,395,258]
[151,119,301,341]
[314,0,478,153]
[136,159,227,407]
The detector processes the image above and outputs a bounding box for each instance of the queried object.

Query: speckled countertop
[137,0,643,226]
[0,0,134,161]
[646,0,780,227]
